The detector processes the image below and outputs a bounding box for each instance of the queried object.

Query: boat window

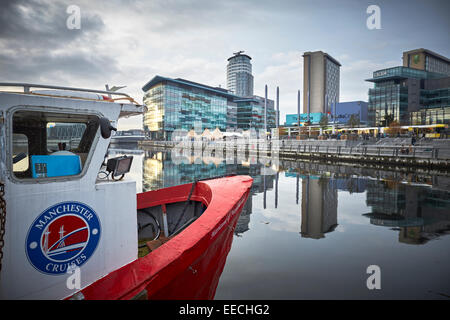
[12,133,29,173]
[12,110,100,180]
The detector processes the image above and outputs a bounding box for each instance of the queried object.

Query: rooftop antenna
[233,50,244,56]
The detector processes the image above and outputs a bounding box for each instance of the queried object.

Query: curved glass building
[142,75,275,140]
[227,51,254,97]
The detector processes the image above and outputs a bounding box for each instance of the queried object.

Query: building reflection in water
[364,179,450,245]
[300,175,338,239]
[142,148,276,236]
[138,147,450,245]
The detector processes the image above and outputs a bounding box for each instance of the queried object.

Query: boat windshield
[12,110,99,180]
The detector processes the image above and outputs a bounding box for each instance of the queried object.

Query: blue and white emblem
[25,201,101,275]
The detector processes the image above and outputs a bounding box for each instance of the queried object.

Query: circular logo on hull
[26,202,101,275]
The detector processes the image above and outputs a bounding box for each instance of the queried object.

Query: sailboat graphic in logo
[26,202,101,275]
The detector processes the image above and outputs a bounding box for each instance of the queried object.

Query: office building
[142,75,275,140]
[285,101,368,126]
[366,66,450,126]
[332,101,368,125]
[402,48,450,76]
[142,76,235,140]
[235,95,276,131]
[303,51,341,114]
[227,51,254,97]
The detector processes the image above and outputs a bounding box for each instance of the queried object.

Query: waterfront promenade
[139,138,450,170]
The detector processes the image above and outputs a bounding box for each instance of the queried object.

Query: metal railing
[0,82,132,99]
[139,139,450,161]
[279,144,447,160]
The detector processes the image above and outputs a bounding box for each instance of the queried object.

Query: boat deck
[137,200,205,257]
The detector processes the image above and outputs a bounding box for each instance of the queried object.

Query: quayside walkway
[139,138,450,170]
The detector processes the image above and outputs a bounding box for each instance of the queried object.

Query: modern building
[402,48,450,76]
[285,101,368,126]
[332,101,368,125]
[366,65,450,126]
[410,76,450,126]
[142,76,235,140]
[227,51,254,97]
[285,112,323,126]
[235,95,276,131]
[303,51,341,114]
[142,75,275,140]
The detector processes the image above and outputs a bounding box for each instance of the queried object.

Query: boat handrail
[0,82,140,104]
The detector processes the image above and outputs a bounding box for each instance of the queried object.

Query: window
[12,133,29,173]
[12,110,100,179]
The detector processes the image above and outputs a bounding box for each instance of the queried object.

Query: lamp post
[264,84,267,136]
[276,86,279,129]
[297,90,301,127]
[333,100,337,134]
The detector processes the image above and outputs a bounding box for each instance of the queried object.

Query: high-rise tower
[227,51,254,97]
[303,51,341,114]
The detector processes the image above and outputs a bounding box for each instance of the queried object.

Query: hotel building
[303,51,341,114]
[366,49,450,127]
[402,48,450,76]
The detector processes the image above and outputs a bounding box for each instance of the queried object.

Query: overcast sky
[1,0,449,129]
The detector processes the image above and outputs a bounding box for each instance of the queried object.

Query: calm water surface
[110,145,450,299]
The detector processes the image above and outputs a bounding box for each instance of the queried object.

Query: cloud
[0,0,116,85]
[0,0,104,47]
[340,58,398,102]
[1,0,448,130]
[253,52,303,124]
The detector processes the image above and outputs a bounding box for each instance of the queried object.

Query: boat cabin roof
[0,82,145,117]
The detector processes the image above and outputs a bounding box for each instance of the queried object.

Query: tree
[319,114,329,128]
[383,113,394,127]
[385,120,401,137]
[347,114,360,128]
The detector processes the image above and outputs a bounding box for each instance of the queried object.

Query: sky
[1,0,449,129]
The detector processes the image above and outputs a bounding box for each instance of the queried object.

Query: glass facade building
[227,52,254,97]
[366,66,450,126]
[143,77,234,140]
[142,76,275,140]
[235,97,276,130]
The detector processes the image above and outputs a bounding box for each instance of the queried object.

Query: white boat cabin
[0,83,144,299]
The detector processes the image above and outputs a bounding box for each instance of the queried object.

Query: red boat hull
[67,175,253,300]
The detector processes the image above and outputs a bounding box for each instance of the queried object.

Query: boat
[0,83,253,300]
[111,129,146,143]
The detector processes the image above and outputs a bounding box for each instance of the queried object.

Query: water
[110,145,450,299]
